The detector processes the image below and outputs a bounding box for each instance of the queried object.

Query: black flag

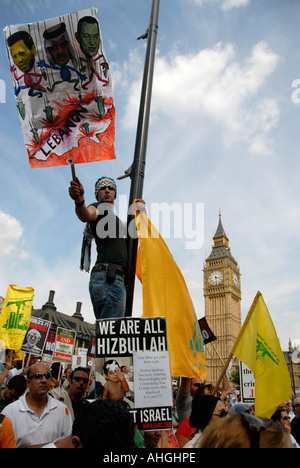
[198,317,217,344]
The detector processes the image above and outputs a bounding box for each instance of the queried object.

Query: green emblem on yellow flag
[0,285,34,351]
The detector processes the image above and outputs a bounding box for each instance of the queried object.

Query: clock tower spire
[203,213,241,385]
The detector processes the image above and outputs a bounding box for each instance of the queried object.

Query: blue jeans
[89,269,126,320]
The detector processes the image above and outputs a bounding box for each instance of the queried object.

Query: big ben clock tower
[203,213,241,385]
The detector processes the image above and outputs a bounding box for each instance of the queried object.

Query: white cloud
[222,0,249,10]
[121,41,279,154]
[0,210,27,258]
[190,0,249,10]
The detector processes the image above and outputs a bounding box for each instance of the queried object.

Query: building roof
[32,290,94,340]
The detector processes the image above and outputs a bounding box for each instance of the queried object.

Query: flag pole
[125,0,160,317]
[212,352,234,395]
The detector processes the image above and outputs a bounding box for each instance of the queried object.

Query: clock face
[209,270,223,286]
[233,272,239,287]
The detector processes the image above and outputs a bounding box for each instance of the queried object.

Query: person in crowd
[291,397,300,445]
[142,430,163,448]
[46,400,136,449]
[49,361,62,383]
[0,414,16,448]
[1,363,72,447]
[24,353,38,368]
[228,403,250,416]
[5,352,24,382]
[198,413,294,448]
[68,176,128,320]
[285,399,295,421]
[68,176,145,320]
[61,367,72,390]
[71,400,135,449]
[49,367,90,420]
[49,377,58,391]
[175,377,204,425]
[184,394,227,448]
[176,391,227,448]
[0,374,27,411]
[0,350,14,389]
[172,389,179,432]
[271,408,299,448]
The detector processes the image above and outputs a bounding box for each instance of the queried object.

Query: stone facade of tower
[203,214,241,385]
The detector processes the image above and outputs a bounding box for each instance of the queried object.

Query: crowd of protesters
[174,377,300,448]
[0,349,299,449]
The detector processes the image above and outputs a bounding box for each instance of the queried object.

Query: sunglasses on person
[73,376,89,384]
[99,185,115,191]
[28,373,51,380]
[241,413,266,449]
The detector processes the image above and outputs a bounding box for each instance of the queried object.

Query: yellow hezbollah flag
[0,285,34,351]
[232,291,292,418]
[135,210,207,379]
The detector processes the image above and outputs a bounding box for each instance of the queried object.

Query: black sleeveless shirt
[89,203,128,270]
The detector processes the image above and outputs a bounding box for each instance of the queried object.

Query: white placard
[72,354,87,368]
[239,361,255,404]
[133,351,172,409]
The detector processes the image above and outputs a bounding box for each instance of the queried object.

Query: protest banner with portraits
[4,8,115,169]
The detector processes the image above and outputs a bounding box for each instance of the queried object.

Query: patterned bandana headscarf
[94,177,117,199]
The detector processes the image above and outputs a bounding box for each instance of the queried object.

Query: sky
[0,0,299,352]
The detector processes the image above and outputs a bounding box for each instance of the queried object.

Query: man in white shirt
[1,363,72,448]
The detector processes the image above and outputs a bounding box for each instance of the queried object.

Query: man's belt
[92,263,124,277]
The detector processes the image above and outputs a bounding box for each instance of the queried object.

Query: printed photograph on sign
[4,8,115,169]
[95,356,134,408]
[95,317,173,431]
[21,316,51,357]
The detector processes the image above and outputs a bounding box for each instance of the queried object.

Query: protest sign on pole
[53,327,76,363]
[87,336,96,368]
[95,317,173,431]
[0,285,34,351]
[239,361,255,404]
[4,8,115,169]
[21,316,51,357]
[72,347,87,368]
[43,330,56,357]
[133,351,172,411]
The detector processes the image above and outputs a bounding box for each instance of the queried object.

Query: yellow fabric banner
[0,285,34,351]
[135,211,207,379]
[232,291,292,418]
